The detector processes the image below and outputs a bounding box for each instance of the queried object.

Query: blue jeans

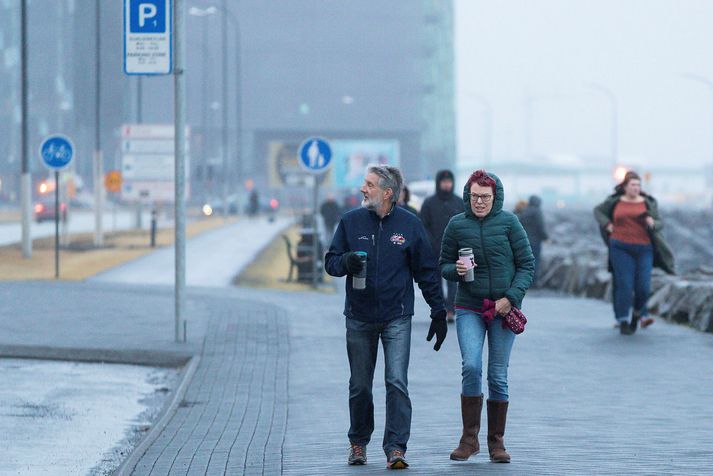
[346,316,411,454]
[456,309,515,401]
[609,239,653,322]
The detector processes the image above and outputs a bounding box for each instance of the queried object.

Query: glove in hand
[342,252,365,275]
[426,310,448,351]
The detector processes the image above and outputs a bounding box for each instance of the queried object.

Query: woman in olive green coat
[593,171,674,334]
[439,170,535,464]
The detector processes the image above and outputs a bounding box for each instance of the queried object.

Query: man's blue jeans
[346,316,411,455]
[455,309,515,401]
[609,239,653,322]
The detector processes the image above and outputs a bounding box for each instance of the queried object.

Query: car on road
[34,198,67,223]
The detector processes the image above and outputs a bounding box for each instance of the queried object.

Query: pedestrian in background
[420,169,464,322]
[440,170,534,464]
[398,185,419,216]
[515,195,549,284]
[320,192,341,243]
[324,165,447,470]
[594,171,674,335]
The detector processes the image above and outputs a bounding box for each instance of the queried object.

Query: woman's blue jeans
[609,239,653,322]
[455,309,515,401]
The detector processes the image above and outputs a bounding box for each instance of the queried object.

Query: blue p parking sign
[130,0,166,33]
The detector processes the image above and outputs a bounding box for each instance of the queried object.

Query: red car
[34,199,67,223]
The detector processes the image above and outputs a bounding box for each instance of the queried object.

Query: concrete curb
[0,344,192,367]
[114,355,201,476]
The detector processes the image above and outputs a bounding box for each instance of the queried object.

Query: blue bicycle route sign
[39,135,74,171]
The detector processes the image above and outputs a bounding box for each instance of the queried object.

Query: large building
[0,0,455,205]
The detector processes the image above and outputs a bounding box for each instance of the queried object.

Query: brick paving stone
[125,301,289,475]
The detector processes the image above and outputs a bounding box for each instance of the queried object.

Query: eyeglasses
[469,193,492,203]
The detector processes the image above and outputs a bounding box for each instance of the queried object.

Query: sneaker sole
[348,459,366,466]
[387,459,408,469]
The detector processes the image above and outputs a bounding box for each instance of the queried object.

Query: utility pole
[174,0,187,342]
[20,0,31,258]
[94,1,104,247]
[221,0,229,218]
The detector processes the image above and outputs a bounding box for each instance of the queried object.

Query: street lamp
[680,73,713,178]
[587,83,619,171]
[188,4,241,218]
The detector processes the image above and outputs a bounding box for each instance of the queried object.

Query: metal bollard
[150,208,157,247]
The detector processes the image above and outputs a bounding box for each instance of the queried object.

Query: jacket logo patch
[390,233,406,245]
[358,235,370,241]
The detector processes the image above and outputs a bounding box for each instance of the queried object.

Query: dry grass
[0,217,236,281]
[234,224,334,293]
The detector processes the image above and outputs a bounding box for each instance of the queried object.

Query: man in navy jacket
[325,165,447,469]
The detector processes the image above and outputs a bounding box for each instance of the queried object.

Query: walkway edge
[115,355,201,476]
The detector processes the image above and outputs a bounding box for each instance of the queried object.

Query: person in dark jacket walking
[594,171,674,334]
[320,193,342,242]
[440,170,535,464]
[398,185,419,217]
[515,195,549,284]
[325,165,447,470]
[420,170,464,322]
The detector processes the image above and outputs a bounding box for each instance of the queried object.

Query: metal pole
[174,0,187,343]
[312,178,319,289]
[137,76,143,123]
[93,1,103,247]
[20,0,32,258]
[221,0,229,218]
[54,170,60,279]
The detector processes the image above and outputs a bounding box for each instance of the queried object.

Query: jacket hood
[528,195,542,207]
[462,172,504,219]
[435,169,455,198]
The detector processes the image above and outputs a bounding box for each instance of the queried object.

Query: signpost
[298,137,333,288]
[39,135,74,279]
[124,0,172,75]
[105,171,122,232]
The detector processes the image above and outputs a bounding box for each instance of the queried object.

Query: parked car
[34,198,67,223]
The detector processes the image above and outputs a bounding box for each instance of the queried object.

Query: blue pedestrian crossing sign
[298,137,332,175]
[39,135,74,171]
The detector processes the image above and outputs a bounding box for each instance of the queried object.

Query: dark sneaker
[630,314,640,333]
[348,443,366,465]
[386,449,408,469]
[620,321,633,335]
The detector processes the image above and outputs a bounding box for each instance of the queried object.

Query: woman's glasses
[469,193,492,203]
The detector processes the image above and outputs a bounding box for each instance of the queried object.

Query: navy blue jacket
[325,205,445,323]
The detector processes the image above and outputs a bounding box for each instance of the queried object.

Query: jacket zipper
[376,220,383,318]
[479,219,493,298]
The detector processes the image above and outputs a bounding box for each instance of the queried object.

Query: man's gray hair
[368,165,403,204]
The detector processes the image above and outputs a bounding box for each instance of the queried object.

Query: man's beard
[361,192,382,211]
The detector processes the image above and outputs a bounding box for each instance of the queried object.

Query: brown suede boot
[449,394,483,461]
[487,399,511,463]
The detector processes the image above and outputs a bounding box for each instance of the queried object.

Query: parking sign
[124,0,172,75]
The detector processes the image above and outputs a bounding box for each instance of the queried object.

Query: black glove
[426,310,448,351]
[342,252,365,275]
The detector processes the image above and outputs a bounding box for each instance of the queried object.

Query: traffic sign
[105,171,122,193]
[124,0,172,75]
[298,137,332,174]
[39,135,74,171]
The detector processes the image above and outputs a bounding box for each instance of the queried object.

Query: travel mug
[353,251,367,289]
[458,248,475,282]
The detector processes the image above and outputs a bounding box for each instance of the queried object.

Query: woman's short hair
[368,165,403,204]
[465,169,496,195]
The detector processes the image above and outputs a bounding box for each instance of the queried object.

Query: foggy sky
[455,0,713,170]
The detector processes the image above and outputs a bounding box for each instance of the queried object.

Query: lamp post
[588,83,619,170]
[188,4,241,217]
[680,73,713,179]
[20,0,31,258]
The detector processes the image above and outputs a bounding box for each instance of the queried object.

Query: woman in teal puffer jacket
[439,170,534,464]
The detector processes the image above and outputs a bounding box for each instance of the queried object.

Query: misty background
[455,0,713,206]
